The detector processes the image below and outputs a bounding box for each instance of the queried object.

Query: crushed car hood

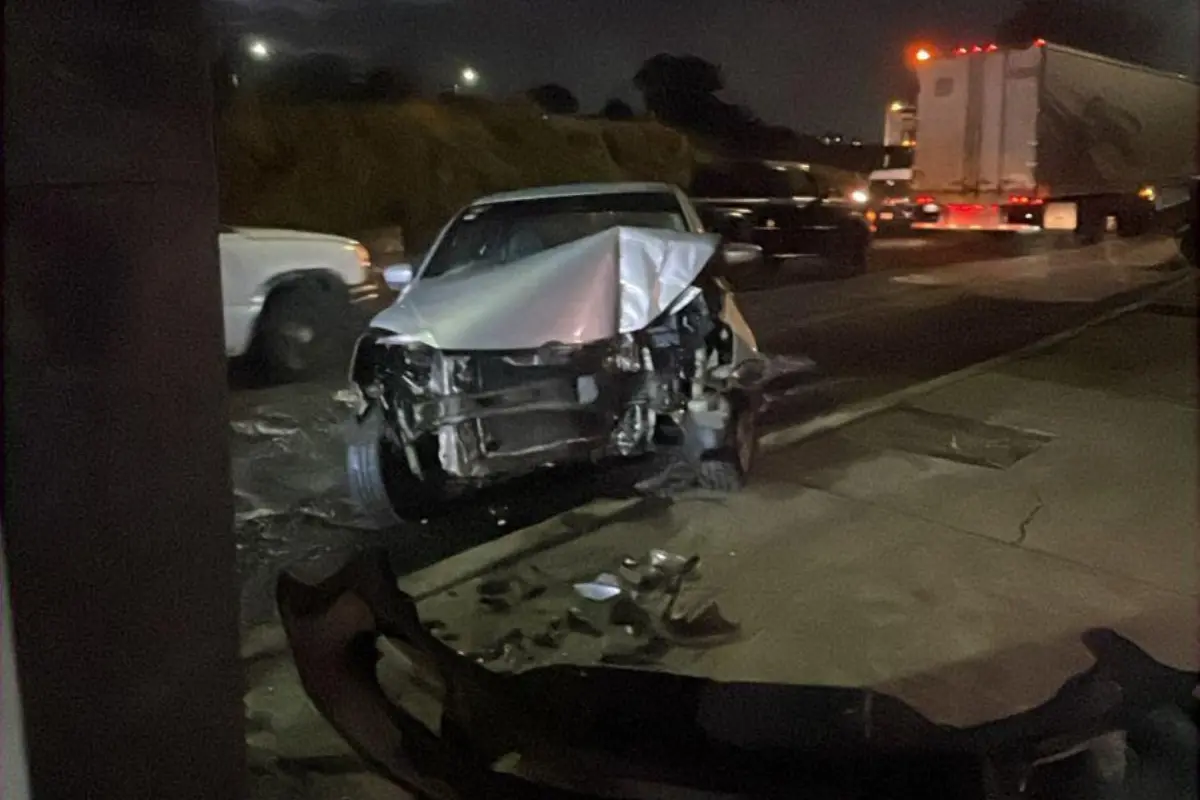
[368,226,721,351]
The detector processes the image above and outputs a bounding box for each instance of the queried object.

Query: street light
[459,66,479,88]
[246,38,271,61]
[915,48,932,62]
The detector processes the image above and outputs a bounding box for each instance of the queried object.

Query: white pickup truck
[219,226,379,381]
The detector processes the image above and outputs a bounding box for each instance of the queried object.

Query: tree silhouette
[601,98,635,120]
[526,83,579,114]
[633,53,732,134]
[996,0,1159,65]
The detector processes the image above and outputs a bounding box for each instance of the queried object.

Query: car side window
[786,169,820,198]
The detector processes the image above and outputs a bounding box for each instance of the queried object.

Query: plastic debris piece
[531,626,567,649]
[609,596,653,634]
[649,549,700,579]
[565,607,604,638]
[601,635,670,667]
[663,599,741,646]
[572,573,623,602]
[479,595,512,612]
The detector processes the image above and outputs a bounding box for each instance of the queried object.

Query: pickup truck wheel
[254,283,345,383]
[696,394,758,492]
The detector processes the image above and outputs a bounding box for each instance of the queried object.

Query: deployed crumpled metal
[367,226,721,351]
[278,551,1200,800]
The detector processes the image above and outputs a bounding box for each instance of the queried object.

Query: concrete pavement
[409,273,1196,727]
[242,259,1194,798]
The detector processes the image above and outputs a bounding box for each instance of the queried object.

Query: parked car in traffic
[220,225,380,381]
[344,182,769,524]
[689,159,872,285]
[867,167,918,231]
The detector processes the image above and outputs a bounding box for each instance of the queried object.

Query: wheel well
[261,269,345,300]
[248,270,345,344]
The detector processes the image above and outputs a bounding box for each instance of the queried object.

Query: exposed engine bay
[346,225,765,523]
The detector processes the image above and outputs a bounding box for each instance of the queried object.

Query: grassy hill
[217,96,700,249]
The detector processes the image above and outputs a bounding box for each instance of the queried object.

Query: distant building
[883,101,917,148]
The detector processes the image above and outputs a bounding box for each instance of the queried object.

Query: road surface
[230,233,1186,626]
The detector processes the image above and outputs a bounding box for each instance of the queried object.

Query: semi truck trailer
[909,40,1198,238]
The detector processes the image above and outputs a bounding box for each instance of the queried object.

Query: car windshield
[421,191,688,279]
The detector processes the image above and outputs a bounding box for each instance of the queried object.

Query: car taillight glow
[1007,195,1045,206]
[916,195,935,205]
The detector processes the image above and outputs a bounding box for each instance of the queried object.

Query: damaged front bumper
[278,552,1200,800]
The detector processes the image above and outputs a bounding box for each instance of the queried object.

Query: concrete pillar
[3,2,241,797]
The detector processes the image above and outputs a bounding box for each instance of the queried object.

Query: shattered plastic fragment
[601,634,669,667]
[565,607,604,638]
[649,549,700,579]
[609,596,653,634]
[572,573,623,602]
[663,599,741,646]
[479,595,512,612]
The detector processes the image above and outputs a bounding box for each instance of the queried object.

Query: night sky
[210,0,1198,140]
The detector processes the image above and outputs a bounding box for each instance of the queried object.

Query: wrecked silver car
[346,183,767,523]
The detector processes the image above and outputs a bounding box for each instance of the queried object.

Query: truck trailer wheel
[253,282,346,383]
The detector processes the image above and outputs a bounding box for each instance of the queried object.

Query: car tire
[696,393,758,492]
[346,410,445,526]
[253,281,346,383]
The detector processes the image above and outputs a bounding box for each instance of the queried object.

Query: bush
[217,95,700,249]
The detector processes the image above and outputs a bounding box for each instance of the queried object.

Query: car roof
[471,182,680,205]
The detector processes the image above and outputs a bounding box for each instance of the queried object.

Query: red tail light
[971,45,983,53]
[954,47,968,55]
[1034,38,1047,47]
[986,43,999,52]
[916,195,935,205]
[1008,195,1045,206]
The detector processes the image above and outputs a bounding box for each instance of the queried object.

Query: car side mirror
[722,241,763,267]
[383,263,415,290]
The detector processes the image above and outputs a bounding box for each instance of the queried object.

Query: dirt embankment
[217,96,701,250]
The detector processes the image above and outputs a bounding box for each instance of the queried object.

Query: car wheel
[254,282,346,383]
[696,393,758,492]
[346,409,445,525]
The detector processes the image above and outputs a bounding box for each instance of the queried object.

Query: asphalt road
[230,232,1187,626]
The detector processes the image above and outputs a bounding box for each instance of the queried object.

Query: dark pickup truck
[690,159,872,287]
